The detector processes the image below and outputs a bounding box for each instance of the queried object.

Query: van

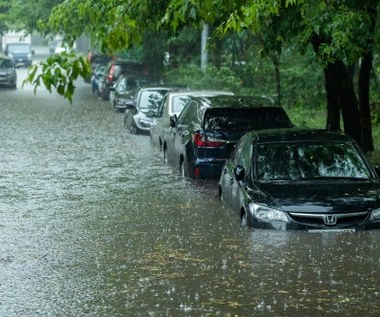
[4,43,34,67]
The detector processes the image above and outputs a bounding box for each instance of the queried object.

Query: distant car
[4,43,34,67]
[110,75,156,112]
[91,64,106,97]
[123,86,185,134]
[150,90,233,149]
[99,59,148,101]
[164,95,294,179]
[86,50,112,83]
[219,128,380,230]
[0,57,17,89]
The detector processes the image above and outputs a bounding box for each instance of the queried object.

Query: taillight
[192,133,226,147]
[108,65,115,82]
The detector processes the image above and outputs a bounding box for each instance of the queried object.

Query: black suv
[99,59,147,101]
[164,95,294,179]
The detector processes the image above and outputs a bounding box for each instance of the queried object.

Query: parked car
[91,63,106,96]
[99,59,147,101]
[124,86,186,134]
[150,90,233,149]
[164,95,294,179]
[86,50,112,83]
[4,43,34,67]
[110,75,156,112]
[219,128,380,230]
[0,57,17,89]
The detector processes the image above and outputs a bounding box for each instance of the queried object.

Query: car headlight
[27,53,32,59]
[8,53,14,59]
[370,208,380,220]
[249,203,289,223]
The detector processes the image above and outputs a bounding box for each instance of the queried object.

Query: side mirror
[233,165,245,182]
[32,50,35,55]
[169,115,177,127]
[374,164,380,178]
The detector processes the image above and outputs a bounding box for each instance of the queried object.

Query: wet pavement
[1,65,380,316]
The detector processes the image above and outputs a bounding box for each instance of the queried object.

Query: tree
[21,0,380,150]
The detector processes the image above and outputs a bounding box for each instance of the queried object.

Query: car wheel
[241,209,253,227]
[101,88,108,100]
[163,149,168,165]
[130,123,137,134]
[218,186,223,202]
[180,159,188,178]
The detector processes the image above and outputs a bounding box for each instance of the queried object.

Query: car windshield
[139,90,167,111]
[204,107,293,131]
[171,95,191,114]
[256,142,372,181]
[0,59,13,68]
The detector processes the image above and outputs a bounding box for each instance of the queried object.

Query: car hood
[257,180,380,214]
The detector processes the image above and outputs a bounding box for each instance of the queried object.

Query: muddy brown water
[0,67,379,316]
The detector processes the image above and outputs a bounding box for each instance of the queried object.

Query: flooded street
[1,66,380,316]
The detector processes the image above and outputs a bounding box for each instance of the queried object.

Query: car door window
[178,101,198,125]
[233,138,252,169]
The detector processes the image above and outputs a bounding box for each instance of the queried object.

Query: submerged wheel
[130,123,137,134]
[180,157,188,178]
[163,148,168,165]
[241,209,253,227]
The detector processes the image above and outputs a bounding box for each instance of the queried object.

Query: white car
[149,90,234,149]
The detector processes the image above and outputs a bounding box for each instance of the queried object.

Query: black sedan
[164,95,294,179]
[110,75,154,112]
[218,128,380,231]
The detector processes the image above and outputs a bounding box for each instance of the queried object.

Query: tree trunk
[273,55,281,107]
[324,60,362,145]
[323,65,341,131]
[357,1,376,152]
[358,52,374,151]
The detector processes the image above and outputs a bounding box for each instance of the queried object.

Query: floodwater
[1,66,380,317]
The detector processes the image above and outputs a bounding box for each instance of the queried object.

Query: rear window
[120,62,146,75]
[203,107,293,131]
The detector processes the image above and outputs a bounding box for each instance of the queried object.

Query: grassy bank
[285,105,380,165]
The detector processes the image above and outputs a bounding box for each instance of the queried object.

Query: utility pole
[201,23,209,72]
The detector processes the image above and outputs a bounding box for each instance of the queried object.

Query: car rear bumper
[192,160,225,179]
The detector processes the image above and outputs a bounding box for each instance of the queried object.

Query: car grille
[0,74,8,82]
[288,211,369,226]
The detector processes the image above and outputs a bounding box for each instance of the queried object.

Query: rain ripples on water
[0,74,380,316]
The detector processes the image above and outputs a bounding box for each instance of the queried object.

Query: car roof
[245,128,354,144]
[165,90,234,98]
[193,95,275,109]
[138,85,188,91]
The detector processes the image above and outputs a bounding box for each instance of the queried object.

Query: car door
[172,101,200,169]
[150,96,167,146]
[230,138,253,212]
